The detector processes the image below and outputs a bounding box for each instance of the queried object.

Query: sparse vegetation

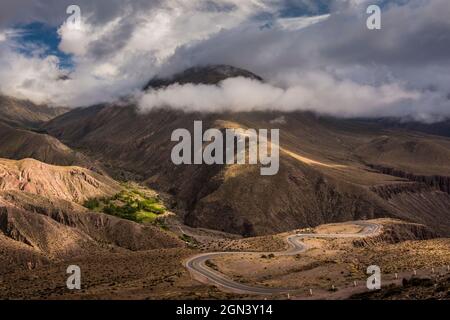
[84,198,100,210]
[205,260,219,271]
[260,253,275,259]
[180,233,198,247]
[83,186,166,223]
[153,219,169,230]
[328,285,338,292]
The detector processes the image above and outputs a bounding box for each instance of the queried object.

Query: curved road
[184,221,382,295]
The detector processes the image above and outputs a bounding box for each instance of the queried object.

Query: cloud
[0,0,274,106]
[277,14,330,30]
[0,44,63,103]
[57,20,92,56]
[159,0,450,121]
[138,74,421,119]
[0,0,449,122]
[0,29,24,42]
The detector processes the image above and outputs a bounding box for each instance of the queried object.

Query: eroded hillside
[0,158,184,272]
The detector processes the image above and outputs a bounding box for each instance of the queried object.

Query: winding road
[184,221,382,295]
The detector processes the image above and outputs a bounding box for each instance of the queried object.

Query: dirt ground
[0,248,236,300]
[208,227,450,299]
[1,220,449,300]
[314,223,364,234]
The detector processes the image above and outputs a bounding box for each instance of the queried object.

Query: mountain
[0,158,183,270]
[44,65,450,237]
[0,121,97,169]
[362,118,450,138]
[0,158,119,203]
[0,95,68,129]
[144,65,263,90]
[0,96,103,171]
[0,65,449,300]
[0,95,185,270]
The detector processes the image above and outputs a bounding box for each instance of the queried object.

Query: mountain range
[41,66,450,236]
[0,65,449,299]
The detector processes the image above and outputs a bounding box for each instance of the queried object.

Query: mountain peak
[144,65,263,90]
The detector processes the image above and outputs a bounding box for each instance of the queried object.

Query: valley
[0,66,449,300]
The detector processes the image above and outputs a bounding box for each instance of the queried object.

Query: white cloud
[0,46,63,104]
[138,75,421,118]
[0,0,274,107]
[0,0,449,123]
[0,29,24,42]
[57,21,92,56]
[278,14,330,30]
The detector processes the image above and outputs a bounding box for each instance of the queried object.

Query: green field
[83,187,166,223]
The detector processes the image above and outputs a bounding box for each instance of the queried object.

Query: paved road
[184,221,382,295]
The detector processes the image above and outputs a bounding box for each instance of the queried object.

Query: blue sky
[14,22,73,69]
[278,0,330,17]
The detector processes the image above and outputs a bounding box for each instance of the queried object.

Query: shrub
[87,189,166,223]
[84,198,100,210]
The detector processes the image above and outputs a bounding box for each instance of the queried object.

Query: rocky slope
[0,94,68,129]
[0,95,100,172]
[0,191,183,257]
[0,122,96,169]
[0,158,119,203]
[0,158,184,270]
[353,219,437,246]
